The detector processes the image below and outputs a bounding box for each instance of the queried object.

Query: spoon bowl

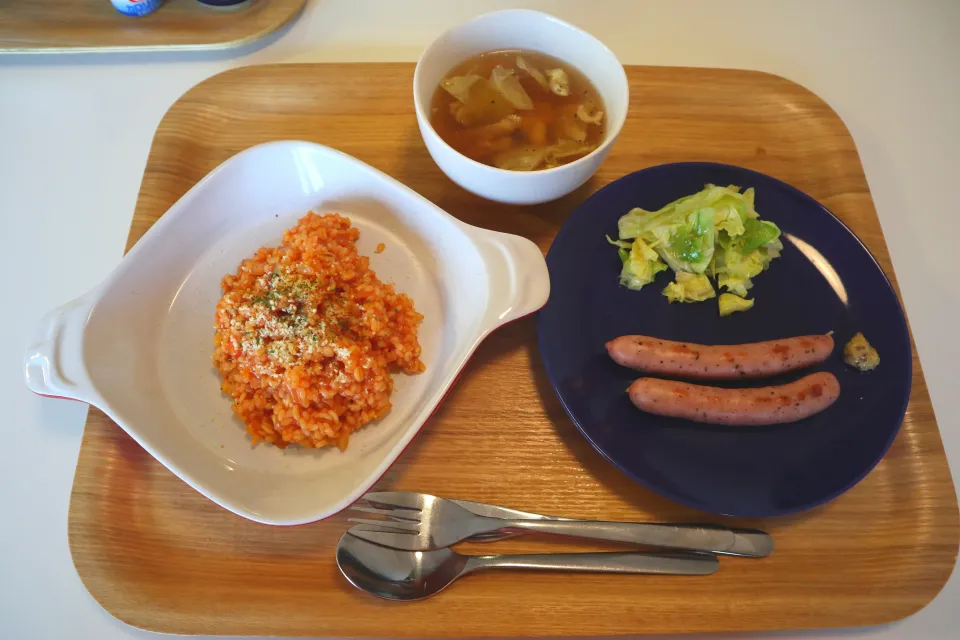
[337,533,468,600]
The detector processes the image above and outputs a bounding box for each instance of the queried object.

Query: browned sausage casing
[607,334,834,380]
[627,372,840,426]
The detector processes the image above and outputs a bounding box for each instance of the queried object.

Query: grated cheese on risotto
[213,212,425,450]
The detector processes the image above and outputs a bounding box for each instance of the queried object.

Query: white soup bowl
[413,9,630,205]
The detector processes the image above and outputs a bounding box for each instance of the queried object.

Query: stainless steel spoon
[336,532,719,601]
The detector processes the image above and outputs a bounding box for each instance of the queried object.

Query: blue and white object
[111,0,162,17]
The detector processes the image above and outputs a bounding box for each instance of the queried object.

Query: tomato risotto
[213,212,425,449]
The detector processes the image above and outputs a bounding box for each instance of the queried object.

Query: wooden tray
[0,0,305,54]
[68,63,959,636]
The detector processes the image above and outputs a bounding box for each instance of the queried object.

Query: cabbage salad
[608,184,782,316]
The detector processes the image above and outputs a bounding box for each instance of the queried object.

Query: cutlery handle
[465,551,718,576]
[453,498,773,557]
[499,519,737,553]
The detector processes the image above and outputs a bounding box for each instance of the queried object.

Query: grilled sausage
[627,372,840,426]
[606,335,834,380]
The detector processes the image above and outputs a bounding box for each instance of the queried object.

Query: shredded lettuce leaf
[713,203,745,237]
[663,272,716,303]
[713,234,782,296]
[715,246,765,297]
[718,293,754,316]
[663,208,716,274]
[618,238,669,290]
[612,184,781,313]
[617,206,715,274]
[739,219,781,253]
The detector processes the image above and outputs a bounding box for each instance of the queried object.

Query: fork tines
[347,517,420,532]
[361,491,426,511]
[350,505,420,521]
[348,497,423,535]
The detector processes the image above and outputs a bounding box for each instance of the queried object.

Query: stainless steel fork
[450,496,773,558]
[348,491,739,554]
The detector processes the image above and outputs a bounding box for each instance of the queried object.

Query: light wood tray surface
[0,0,305,53]
[68,63,959,636]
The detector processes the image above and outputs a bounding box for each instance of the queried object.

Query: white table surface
[2,0,958,638]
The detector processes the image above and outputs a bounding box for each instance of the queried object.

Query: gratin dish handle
[472,228,550,326]
[24,295,96,403]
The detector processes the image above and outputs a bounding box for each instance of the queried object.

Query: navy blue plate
[537,163,912,518]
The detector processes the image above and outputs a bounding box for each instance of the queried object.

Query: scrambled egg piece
[844,332,880,371]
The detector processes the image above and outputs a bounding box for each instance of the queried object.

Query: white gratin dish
[24,140,550,525]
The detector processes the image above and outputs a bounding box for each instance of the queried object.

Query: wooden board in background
[68,63,959,636]
[0,0,305,54]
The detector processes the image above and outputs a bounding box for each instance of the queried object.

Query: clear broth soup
[430,50,606,171]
